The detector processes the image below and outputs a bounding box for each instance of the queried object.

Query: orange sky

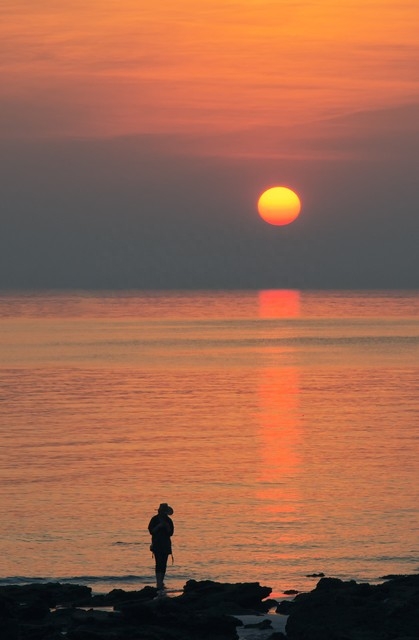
[1,0,418,153]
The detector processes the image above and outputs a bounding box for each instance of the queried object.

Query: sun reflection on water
[257,291,302,516]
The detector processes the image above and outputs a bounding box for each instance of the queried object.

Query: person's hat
[158,503,174,515]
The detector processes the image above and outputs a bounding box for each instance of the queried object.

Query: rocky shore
[0,573,418,640]
[280,573,419,640]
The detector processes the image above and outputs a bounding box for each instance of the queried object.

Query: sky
[1,0,418,289]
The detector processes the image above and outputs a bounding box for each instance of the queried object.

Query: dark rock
[22,625,62,640]
[315,576,356,591]
[10,575,419,640]
[306,572,325,578]
[283,589,299,595]
[66,628,121,640]
[0,580,255,639]
[263,598,280,610]
[276,599,294,614]
[0,593,18,617]
[266,633,287,640]
[18,598,50,621]
[116,600,156,623]
[70,609,121,625]
[0,583,92,607]
[0,594,19,640]
[183,612,240,639]
[286,573,419,640]
[91,585,157,606]
[0,619,19,640]
[181,579,272,613]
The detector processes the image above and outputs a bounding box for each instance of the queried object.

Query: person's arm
[148,516,159,535]
[149,516,167,535]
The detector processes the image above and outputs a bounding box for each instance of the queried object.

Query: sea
[0,290,418,598]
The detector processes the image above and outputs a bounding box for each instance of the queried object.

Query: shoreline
[1,573,418,639]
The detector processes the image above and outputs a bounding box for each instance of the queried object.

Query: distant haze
[1,1,418,289]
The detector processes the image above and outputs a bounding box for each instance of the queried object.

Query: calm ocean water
[0,290,418,597]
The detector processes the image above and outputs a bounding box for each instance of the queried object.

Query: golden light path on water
[257,290,301,513]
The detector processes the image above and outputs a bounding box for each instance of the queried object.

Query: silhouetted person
[148,503,174,591]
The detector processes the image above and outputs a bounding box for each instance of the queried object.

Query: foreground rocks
[0,579,274,640]
[284,573,419,640]
[1,574,418,640]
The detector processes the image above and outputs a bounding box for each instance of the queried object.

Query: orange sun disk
[257,186,301,226]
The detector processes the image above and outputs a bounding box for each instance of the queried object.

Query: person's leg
[155,553,168,590]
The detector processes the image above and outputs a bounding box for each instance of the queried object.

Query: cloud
[159,101,419,161]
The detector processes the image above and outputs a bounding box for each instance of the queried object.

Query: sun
[257,186,301,226]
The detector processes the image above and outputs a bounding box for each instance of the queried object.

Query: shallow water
[0,290,418,596]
